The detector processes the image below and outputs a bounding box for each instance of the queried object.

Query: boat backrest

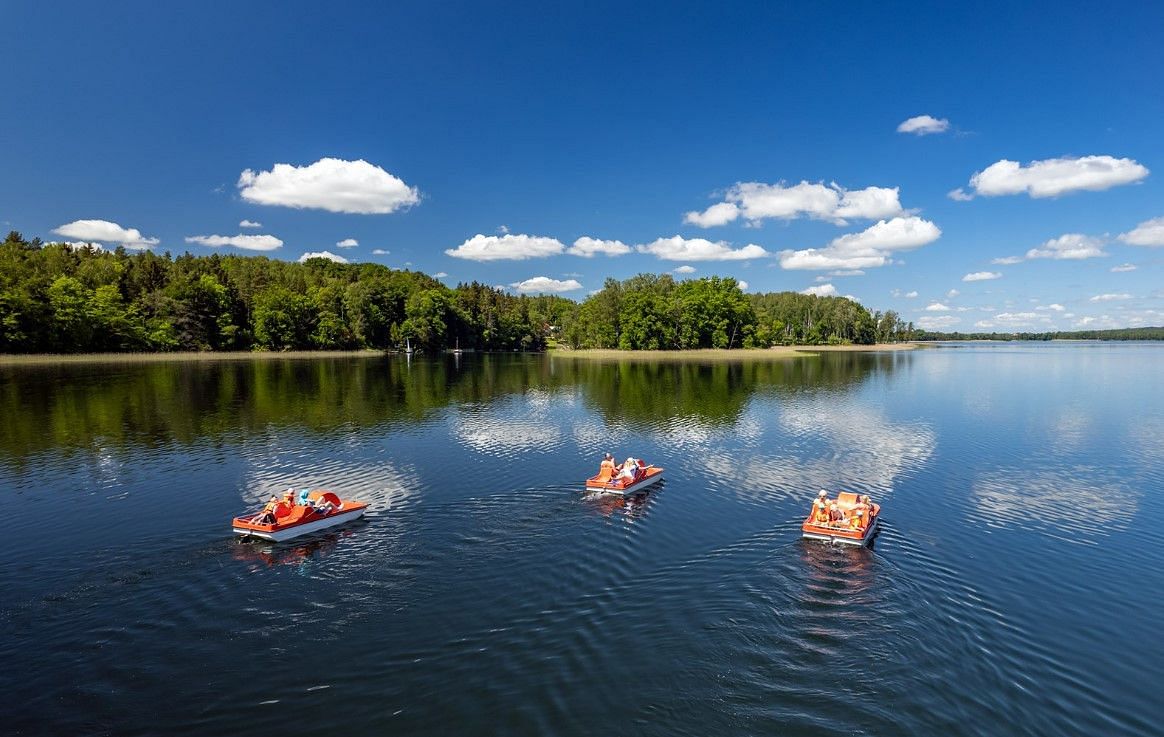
[837,492,859,509]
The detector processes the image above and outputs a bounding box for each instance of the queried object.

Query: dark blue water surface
[1,344,1161,736]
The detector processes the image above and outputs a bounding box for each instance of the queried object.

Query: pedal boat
[801,492,880,546]
[585,462,664,495]
[233,491,368,541]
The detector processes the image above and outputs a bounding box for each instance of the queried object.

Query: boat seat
[837,491,859,510]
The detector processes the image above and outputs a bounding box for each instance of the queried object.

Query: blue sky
[4,0,1163,331]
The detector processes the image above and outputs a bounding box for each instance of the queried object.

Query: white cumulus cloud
[567,236,631,257]
[637,235,768,261]
[299,250,349,264]
[925,302,951,312]
[674,265,696,274]
[185,234,283,251]
[1026,234,1107,260]
[510,276,583,294]
[1111,263,1137,272]
[683,202,740,227]
[446,234,566,261]
[737,280,749,291]
[947,188,975,202]
[991,256,1024,265]
[372,248,390,256]
[779,216,941,270]
[1118,217,1164,247]
[917,315,961,330]
[434,271,448,278]
[684,181,903,227]
[239,219,262,228]
[897,114,950,135]
[962,271,1002,282]
[802,283,837,297]
[947,289,960,298]
[1089,293,1132,302]
[335,238,359,248]
[962,155,1148,199]
[238,157,419,214]
[53,219,159,250]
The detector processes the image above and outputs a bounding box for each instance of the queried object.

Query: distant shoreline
[550,344,918,360]
[0,343,924,366]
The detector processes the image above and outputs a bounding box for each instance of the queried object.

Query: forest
[1,230,909,354]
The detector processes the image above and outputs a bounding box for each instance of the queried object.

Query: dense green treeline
[916,327,1164,341]
[1,230,892,354]
[560,274,889,348]
[0,231,572,353]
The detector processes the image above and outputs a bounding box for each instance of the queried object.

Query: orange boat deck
[585,465,664,494]
[233,491,367,534]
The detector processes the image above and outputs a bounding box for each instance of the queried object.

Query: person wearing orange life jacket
[812,490,830,524]
[598,452,618,481]
[250,495,279,524]
[849,508,865,531]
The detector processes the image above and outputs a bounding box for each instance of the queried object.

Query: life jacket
[599,460,617,480]
[850,513,864,530]
[813,500,829,523]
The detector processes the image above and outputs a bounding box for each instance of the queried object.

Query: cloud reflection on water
[971,467,1130,544]
[706,398,936,503]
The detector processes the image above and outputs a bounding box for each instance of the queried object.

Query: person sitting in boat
[828,501,845,526]
[849,508,865,531]
[617,457,639,483]
[313,497,335,516]
[251,495,279,524]
[283,488,296,507]
[598,452,618,480]
[852,494,872,520]
[812,491,830,524]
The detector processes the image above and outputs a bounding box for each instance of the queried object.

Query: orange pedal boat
[801,491,880,546]
[233,491,368,541]
[585,459,664,495]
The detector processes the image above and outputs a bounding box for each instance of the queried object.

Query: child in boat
[828,501,845,526]
[812,491,830,524]
[849,509,865,531]
[251,496,279,524]
[313,497,335,515]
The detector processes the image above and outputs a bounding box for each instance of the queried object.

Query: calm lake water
[1,344,1161,736]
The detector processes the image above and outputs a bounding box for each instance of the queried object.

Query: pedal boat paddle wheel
[233,491,368,542]
[585,459,664,495]
[801,491,880,546]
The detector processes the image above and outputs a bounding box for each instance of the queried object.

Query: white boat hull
[233,506,366,541]
[585,472,664,496]
[801,517,880,546]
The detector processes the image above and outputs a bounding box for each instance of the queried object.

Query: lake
[1,344,1161,736]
